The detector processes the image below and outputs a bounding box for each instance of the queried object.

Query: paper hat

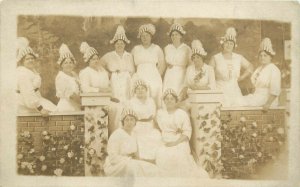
[110,25,130,44]
[133,79,148,91]
[191,40,207,57]
[79,42,98,63]
[167,23,186,36]
[220,27,237,47]
[121,107,137,121]
[259,38,275,56]
[17,37,38,62]
[163,88,178,99]
[57,43,76,65]
[137,24,156,38]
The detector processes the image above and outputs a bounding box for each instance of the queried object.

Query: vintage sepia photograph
[1,1,300,187]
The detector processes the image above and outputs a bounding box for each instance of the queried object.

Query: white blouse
[79,66,110,93]
[101,51,135,73]
[131,44,164,66]
[184,64,216,89]
[55,71,80,98]
[164,43,191,66]
[128,97,156,120]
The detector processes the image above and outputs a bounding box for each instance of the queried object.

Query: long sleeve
[241,55,254,73]
[55,73,74,99]
[180,111,192,140]
[157,46,166,75]
[79,69,99,93]
[208,66,217,90]
[127,54,135,75]
[269,66,281,96]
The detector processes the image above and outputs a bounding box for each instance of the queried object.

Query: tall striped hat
[121,107,137,121]
[80,42,98,63]
[259,38,275,56]
[17,37,38,62]
[110,25,130,44]
[57,43,76,65]
[167,23,186,36]
[191,39,207,57]
[220,27,238,47]
[137,24,156,38]
[163,88,178,99]
[133,79,148,91]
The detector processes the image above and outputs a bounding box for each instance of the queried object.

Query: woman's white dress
[210,52,251,107]
[244,63,281,106]
[55,71,81,112]
[156,108,209,178]
[128,97,162,160]
[17,66,56,113]
[101,51,135,103]
[104,128,160,177]
[131,44,164,107]
[163,43,191,94]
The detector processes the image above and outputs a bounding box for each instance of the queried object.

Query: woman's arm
[262,94,277,111]
[157,46,166,76]
[238,56,254,82]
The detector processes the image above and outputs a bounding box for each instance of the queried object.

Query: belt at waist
[16,88,39,93]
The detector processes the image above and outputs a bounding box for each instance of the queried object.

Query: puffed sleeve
[18,71,41,109]
[240,55,254,73]
[208,66,217,90]
[179,110,192,139]
[269,65,281,96]
[79,69,99,93]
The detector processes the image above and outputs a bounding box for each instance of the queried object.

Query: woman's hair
[163,92,178,102]
[259,50,274,58]
[114,39,126,45]
[221,40,236,49]
[169,30,183,37]
[87,54,99,65]
[60,57,75,67]
[134,84,148,93]
[191,53,205,62]
[121,114,137,126]
[18,53,36,66]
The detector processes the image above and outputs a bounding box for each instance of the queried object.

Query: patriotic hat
[137,24,156,38]
[191,39,207,57]
[79,42,99,63]
[167,23,186,36]
[133,79,148,91]
[163,88,178,99]
[220,27,238,47]
[110,25,130,44]
[259,38,276,56]
[57,43,76,65]
[17,37,38,62]
[121,107,137,121]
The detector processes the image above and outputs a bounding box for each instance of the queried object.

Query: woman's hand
[167,64,173,69]
[40,109,50,117]
[262,103,271,112]
[70,93,81,104]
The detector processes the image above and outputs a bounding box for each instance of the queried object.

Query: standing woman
[209,27,253,107]
[101,25,135,103]
[163,23,192,94]
[55,43,81,112]
[155,89,209,178]
[16,37,56,115]
[244,38,281,111]
[131,23,166,108]
[128,79,162,162]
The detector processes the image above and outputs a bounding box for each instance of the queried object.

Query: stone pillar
[188,90,223,178]
[81,93,110,176]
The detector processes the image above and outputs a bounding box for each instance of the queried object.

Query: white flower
[17,154,23,160]
[252,133,257,138]
[63,145,69,150]
[267,124,273,129]
[42,131,48,136]
[59,158,65,164]
[257,152,262,157]
[51,147,56,151]
[29,148,35,154]
[80,145,84,149]
[239,155,244,159]
[88,149,95,155]
[29,169,34,174]
[80,128,84,132]
[277,128,284,135]
[54,168,63,176]
[70,124,76,131]
[79,157,83,163]
[231,148,235,153]
[39,156,45,162]
[27,163,33,170]
[278,141,283,145]
[240,117,246,122]
[252,122,257,128]
[41,165,47,171]
[242,127,246,132]
[269,137,274,141]
[23,131,30,138]
[21,162,28,169]
[44,135,50,140]
[67,151,74,158]
[241,146,245,151]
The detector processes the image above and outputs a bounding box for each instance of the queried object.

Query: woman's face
[114,40,126,53]
[123,115,136,132]
[193,54,204,67]
[140,32,152,46]
[89,54,100,68]
[61,58,75,73]
[223,40,235,53]
[22,54,36,70]
[258,51,272,65]
[170,31,182,44]
[164,94,177,109]
[135,85,147,100]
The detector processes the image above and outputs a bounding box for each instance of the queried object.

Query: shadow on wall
[17,16,291,104]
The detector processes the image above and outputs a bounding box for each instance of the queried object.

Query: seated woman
[127,79,162,162]
[55,43,81,112]
[16,37,56,115]
[104,108,160,177]
[155,89,209,178]
[244,38,281,111]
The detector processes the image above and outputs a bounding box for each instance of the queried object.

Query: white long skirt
[111,71,131,103]
[56,98,80,112]
[163,66,185,94]
[244,88,278,107]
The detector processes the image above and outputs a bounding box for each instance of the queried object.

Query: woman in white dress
[55,43,80,112]
[209,27,253,107]
[131,23,166,108]
[101,25,135,103]
[244,38,281,111]
[104,108,160,177]
[16,37,56,115]
[155,89,209,178]
[163,23,192,94]
[128,79,162,162]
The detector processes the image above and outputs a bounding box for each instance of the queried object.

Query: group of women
[16,22,282,177]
